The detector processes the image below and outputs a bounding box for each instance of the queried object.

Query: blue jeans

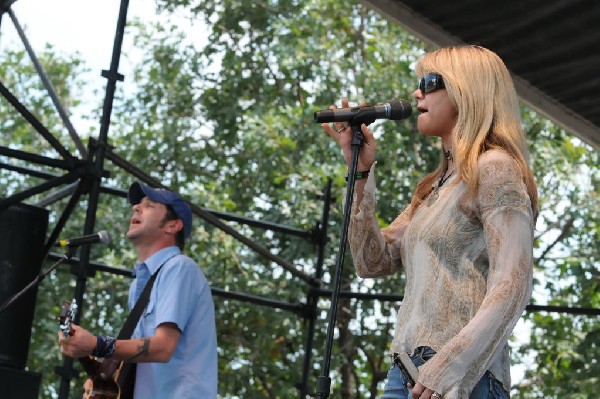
[381,347,509,399]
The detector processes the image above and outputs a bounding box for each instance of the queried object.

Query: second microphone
[54,231,111,248]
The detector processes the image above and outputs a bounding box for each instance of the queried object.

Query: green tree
[0,45,132,398]
[512,113,599,397]
[142,0,430,396]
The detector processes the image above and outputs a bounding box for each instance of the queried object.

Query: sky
[1,0,209,135]
[1,0,533,386]
[1,0,160,137]
[3,0,151,89]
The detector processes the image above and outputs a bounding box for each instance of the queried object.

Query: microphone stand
[0,247,74,314]
[316,117,373,398]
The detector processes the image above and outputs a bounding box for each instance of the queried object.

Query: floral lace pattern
[347,150,534,397]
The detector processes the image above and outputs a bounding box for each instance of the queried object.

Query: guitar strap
[118,263,164,340]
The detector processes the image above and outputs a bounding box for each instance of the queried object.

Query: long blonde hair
[409,45,538,216]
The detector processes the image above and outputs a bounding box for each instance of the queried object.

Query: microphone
[55,231,111,248]
[314,99,412,124]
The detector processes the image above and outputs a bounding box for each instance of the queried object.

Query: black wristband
[345,170,370,182]
[92,335,116,358]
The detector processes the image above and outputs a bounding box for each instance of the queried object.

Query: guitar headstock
[59,299,78,338]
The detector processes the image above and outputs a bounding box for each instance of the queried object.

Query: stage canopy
[362,0,600,150]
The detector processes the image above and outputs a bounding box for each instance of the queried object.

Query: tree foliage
[513,112,599,397]
[1,1,598,398]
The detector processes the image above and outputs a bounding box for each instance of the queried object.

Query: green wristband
[345,170,370,182]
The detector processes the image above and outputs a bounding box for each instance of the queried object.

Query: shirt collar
[133,246,181,276]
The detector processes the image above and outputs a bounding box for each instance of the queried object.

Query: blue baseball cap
[128,182,193,240]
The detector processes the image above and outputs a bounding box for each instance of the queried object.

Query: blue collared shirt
[128,246,217,398]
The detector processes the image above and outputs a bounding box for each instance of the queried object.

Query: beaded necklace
[444,149,453,161]
[427,168,455,207]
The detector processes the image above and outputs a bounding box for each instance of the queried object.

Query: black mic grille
[388,99,412,120]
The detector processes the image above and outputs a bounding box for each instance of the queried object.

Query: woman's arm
[346,163,412,278]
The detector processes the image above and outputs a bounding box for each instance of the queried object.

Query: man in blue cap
[59,182,217,398]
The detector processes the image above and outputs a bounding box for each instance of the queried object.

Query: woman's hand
[321,98,377,172]
[409,381,441,398]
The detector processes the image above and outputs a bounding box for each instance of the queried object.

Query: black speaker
[0,203,48,369]
[0,365,42,399]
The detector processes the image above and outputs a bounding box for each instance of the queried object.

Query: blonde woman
[323,45,537,398]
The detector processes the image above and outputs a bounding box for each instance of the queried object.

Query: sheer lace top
[347,150,534,397]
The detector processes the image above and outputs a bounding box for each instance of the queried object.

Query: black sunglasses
[418,73,445,94]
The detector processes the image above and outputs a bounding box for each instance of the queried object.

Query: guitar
[59,300,135,399]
